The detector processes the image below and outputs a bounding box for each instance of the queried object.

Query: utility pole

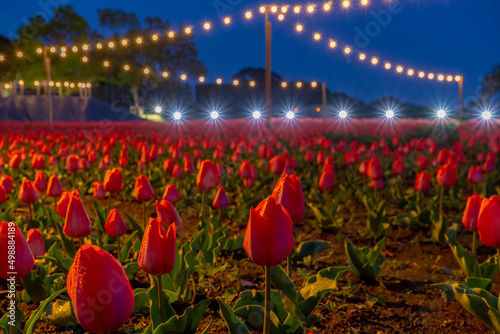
[265,10,272,129]
[43,47,53,128]
[321,83,327,121]
[458,77,464,122]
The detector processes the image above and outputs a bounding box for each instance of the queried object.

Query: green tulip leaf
[153,298,212,334]
[292,240,330,262]
[25,288,68,334]
[217,298,250,334]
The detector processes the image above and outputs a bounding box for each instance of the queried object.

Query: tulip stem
[142,201,146,228]
[28,204,33,229]
[439,186,444,224]
[472,231,477,261]
[264,265,271,334]
[472,184,477,196]
[286,255,292,277]
[116,236,121,260]
[201,191,205,218]
[157,274,165,324]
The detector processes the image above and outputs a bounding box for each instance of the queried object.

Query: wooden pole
[44,47,53,128]
[265,11,272,129]
[321,82,327,120]
[458,77,464,122]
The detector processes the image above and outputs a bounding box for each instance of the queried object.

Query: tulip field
[2,117,500,334]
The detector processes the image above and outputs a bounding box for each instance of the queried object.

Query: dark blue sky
[1,0,499,109]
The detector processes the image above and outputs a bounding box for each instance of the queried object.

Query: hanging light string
[2,80,91,89]
[0,1,461,84]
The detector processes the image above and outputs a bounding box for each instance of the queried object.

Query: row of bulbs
[3,80,91,89]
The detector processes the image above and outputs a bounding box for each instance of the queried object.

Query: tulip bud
[243,197,295,266]
[27,228,45,258]
[414,172,432,193]
[1,175,13,194]
[93,181,107,200]
[437,163,457,188]
[318,170,334,192]
[33,171,48,192]
[272,174,304,223]
[172,163,183,178]
[196,160,221,191]
[371,179,384,190]
[19,179,39,204]
[213,186,230,209]
[366,157,383,180]
[239,160,252,179]
[138,218,177,275]
[105,209,128,237]
[67,244,134,333]
[392,159,405,175]
[462,194,482,231]
[133,174,155,202]
[269,156,286,175]
[0,186,8,204]
[417,157,430,170]
[47,175,63,197]
[477,195,500,248]
[155,200,183,230]
[467,166,484,184]
[0,221,35,279]
[104,167,124,193]
[162,184,181,204]
[65,154,80,173]
[63,194,92,238]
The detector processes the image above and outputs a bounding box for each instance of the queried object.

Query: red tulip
[316,151,325,164]
[105,209,128,237]
[47,175,63,197]
[155,200,183,230]
[57,190,79,218]
[213,186,230,209]
[392,159,405,175]
[414,172,432,193]
[243,177,255,187]
[34,171,48,192]
[322,157,335,173]
[318,170,334,191]
[417,157,430,170]
[467,166,484,184]
[8,154,21,169]
[437,149,450,165]
[31,153,45,169]
[93,181,107,200]
[67,244,134,333]
[196,160,220,191]
[462,194,482,231]
[483,153,496,173]
[0,221,35,279]
[272,174,304,223]
[79,158,89,170]
[138,218,177,275]
[19,179,39,204]
[163,158,174,173]
[366,157,383,180]
[371,179,384,190]
[183,157,195,174]
[304,150,315,162]
[162,184,181,204]
[27,228,45,258]
[0,186,8,204]
[0,175,13,194]
[172,163,183,178]
[477,195,500,248]
[269,156,286,175]
[63,194,92,238]
[133,174,155,202]
[239,160,252,179]
[243,196,295,266]
[103,168,123,193]
[65,154,79,173]
[359,160,368,174]
[437,163,457,188]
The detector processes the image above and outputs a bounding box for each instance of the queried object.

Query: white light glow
[173,111,182,120]
[154,106,162,113]
[286,111,295,120]
[339,110,348,119]
[482,110,492,120]
[252,111,261,119]
[436,109,446,119]
[385,109,395,119]
[210,111,220,119]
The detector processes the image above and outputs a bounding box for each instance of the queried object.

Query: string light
[259,6,266,13]
[428,73,434,80]
[180,74,187,80]
[216,78,222,84]
[396,66,403,73]
[18,80,24,86]
[83,45,89,51]
[152,34,158,41]
[103,61,109,67]
[64,82,69,87]
[61,52,66,57]
[124,64,130,71]
[294,6,301,13]
[199,76,205,82]
[418,71,425,78]
[250,81,256,87]
[438,74,444,81]
[0,55,4,61]
[342,1,350,8]
[446,75,453,82]
[224,17,231,24]
[281,6,288,13]
[271,6,277,13]
[371,57,378,65]
[97,43,102,49]
[385,109,395,119]
[245,11,252,19]
[278,14,284,21]
[162,71,168,78]
[344,47,351,54]
[34,81,39,86]
[16,52,23,57]
[455,75,461,82]
[108,42,114,48]
[361,0,368,5]
[185,27,192,34]
[49,81,54,86]
[407,69,414,76]
[307,5,314,13]
[359,53,366,60]
[56,82,61,87]
[203,22,211,30]
[281,81,287,87]
[4,84,10,89]
[329,40,336,48]
[143,68,150,74]
[50,47,56,53]
[61,47,67,52]
[168,31,175,38]
[233,79,239,85]
[82,56,88,62]
[311,81,318,87]
[296,82,302,88]
[72,46,78,52]
[314,33,321,40]
[121,40,128,46]
[323,3,331,11]
[296,24,303,32]
[36,48,42,54]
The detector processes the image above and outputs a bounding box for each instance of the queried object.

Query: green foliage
[345,238,386,278]
[435,279,500,332]
[307,194,343,231]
